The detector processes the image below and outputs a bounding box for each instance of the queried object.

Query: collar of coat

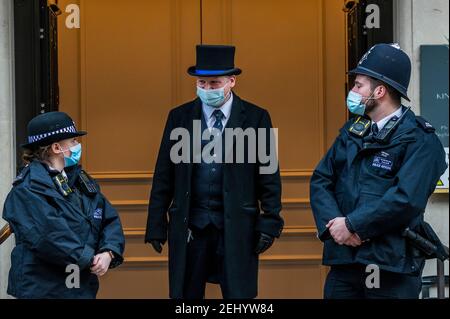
[342,106,419,149]
[27,161,82,200]
[188,92,247,132]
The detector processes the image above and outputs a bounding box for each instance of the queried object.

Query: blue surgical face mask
[61,143,82,167]
[346,91,375,116]
[197,83,230,108]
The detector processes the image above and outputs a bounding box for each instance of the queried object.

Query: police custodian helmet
[21,112,87,149]
[349,43,412,101]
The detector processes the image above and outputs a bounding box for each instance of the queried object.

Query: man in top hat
[145,45,284,299]
[310,44,447,298]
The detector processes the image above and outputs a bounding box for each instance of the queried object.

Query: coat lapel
[28,161,91,222]
[186,99,203,187]
[183,94,246,185]
[223,93,247,162]
[28,162,65,200]
[345,131,364,166]
[224,94,246,131]
[186,94,247,156]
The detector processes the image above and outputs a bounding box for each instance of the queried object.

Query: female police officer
[2,111,125,299]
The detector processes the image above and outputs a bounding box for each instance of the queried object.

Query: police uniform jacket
[2,161,125,299]
[310,107,447,274]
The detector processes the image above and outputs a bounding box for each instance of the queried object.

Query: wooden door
[57,0,346,298]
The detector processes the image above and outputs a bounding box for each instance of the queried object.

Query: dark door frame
[345,0,394,98]
[13,0,60,172]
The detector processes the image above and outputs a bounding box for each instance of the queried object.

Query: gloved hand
[149,240,163,254]
[255,232,274,254]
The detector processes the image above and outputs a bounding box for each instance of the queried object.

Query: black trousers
[183,224,230,299]
[324,264,422,299]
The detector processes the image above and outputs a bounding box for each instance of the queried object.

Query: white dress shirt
[202,93,234,132]
[372,107,403,131]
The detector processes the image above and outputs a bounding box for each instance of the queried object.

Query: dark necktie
[371,123,379,136]
[212,110,225,132]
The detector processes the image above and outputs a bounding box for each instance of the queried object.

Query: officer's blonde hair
[22,145,52,165]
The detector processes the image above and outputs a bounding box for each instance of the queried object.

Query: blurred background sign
[420,45,449,190]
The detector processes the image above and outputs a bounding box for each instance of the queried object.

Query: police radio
[78,170,98,197]
[373,107,411,144]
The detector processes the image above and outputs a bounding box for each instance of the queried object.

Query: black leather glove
[255,233,274,255]
[149,240,163,254]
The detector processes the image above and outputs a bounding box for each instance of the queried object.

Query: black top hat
[188,45,242,77]
[21,112,87,149]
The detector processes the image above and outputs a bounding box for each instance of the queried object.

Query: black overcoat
[145,94,284,298]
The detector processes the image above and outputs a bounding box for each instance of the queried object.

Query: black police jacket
[310,107,447,274]
[2,161,125,298]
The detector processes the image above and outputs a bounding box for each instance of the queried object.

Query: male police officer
[310,44,447,299]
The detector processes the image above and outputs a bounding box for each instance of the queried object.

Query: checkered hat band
[28,125,77,143]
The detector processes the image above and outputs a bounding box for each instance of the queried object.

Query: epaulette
[13,165,30,186]
[415,116,435,133]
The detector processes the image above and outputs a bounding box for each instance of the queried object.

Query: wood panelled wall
[57,0,347,298]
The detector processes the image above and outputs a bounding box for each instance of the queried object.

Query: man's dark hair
[368,77,402,105]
